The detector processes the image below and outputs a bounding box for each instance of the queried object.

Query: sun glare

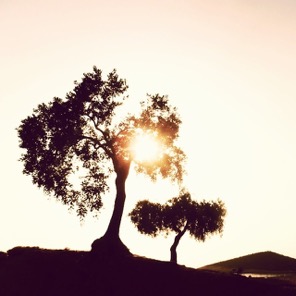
[130,131,162,162]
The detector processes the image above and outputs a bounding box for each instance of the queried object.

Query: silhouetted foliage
[130,192,226,263]
[17,66,186,250]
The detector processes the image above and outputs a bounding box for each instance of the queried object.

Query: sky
[1,0,296,268]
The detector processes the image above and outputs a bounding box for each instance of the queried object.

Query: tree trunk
[91,160,131,257]
[170,233,182,264]
[104,160,131,239]
[104,176,127,239]
[170,221,189,264]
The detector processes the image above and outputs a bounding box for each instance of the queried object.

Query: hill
[201,251,296,274]
[0,247,295,296]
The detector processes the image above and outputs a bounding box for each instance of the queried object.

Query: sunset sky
[1,0,296,268]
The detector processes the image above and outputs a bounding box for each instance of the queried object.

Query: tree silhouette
[17,66,186,254]
[129,193,226,263]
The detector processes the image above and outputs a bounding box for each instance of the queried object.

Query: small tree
[17,66,186,254]
[129,193,226,264]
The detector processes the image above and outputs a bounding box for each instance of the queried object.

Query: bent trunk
[170,221,189,264]
[91,160,131,257]
[104,175,127,239]
[104,160,131,239]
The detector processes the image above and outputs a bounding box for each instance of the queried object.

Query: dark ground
[0,247,295,296]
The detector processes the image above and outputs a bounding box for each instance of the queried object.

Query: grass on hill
[0,247,295,296]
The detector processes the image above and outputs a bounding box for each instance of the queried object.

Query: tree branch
[77,135,113,159]
[84,113,110,141]
[180,220,189,236]
[82,113,114,158]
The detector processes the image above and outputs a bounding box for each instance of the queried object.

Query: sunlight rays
[130,130,162,163]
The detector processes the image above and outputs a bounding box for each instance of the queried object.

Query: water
[242,273,280,278]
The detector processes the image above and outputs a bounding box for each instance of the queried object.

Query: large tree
[129,193,226,263]
[17,66,185,254]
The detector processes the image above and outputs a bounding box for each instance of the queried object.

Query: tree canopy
[129,193,226,263]
[17,66,186,247]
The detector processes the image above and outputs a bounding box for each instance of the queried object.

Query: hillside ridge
[201,251,296,274]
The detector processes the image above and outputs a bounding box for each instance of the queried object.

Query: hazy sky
[1,0,296,268]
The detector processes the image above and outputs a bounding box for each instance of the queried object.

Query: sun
[130,130,162,162]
